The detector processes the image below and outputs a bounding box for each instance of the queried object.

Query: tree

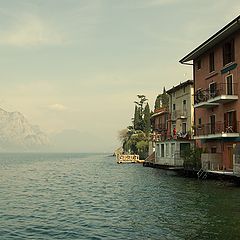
[182,146,202,170]
[133,95,148,131]
[143,103,151,134]
[154,94,161,110]
[161,87,169,108]
[118,95,150,159]
[133,105,141,130]
[136,140,149,159]
[154,87,169,110]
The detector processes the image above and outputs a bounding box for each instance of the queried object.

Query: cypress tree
[161,87,169,108]
[154,94,161,110]
[133,105,141,130]
[143,103,151,134]
[133,105,138,130]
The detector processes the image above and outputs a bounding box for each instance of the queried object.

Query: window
[210,115,216,134]
[224,111,237,132]
[166,143,169,157]
[223,39,234,66]
[209,82,217,98]
[183,87,186,93]
[180,143,190,157]
[182,122,187,134]
[161,144,165,157]
[173,103,176,110]
[171,143,176,157]
[211,147,217,153]
[198,118,202,126]
[209,51,215,72]
[183,100,187,112]
[197,59,201,70]
[226,75,233,95]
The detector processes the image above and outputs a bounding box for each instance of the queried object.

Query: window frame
[225,74,233,95]
[209,50,215,72]
[223,39,235,66]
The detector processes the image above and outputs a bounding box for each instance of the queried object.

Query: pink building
[151,107,170,142]
[180,16,240,173]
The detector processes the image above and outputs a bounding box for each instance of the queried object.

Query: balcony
[194,83,238,108]
[151,107,169,118]
[194,121,240,139]
[153,123,167,132]
[152,131,170,142]
[171,110,188,120]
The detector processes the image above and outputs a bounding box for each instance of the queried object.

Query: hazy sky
[0,0,239,152]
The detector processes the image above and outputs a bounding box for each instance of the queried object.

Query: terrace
[194,121,240,139]
[194,82,238,108]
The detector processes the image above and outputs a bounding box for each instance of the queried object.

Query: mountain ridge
[0,107,50,151]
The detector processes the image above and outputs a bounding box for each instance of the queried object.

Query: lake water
[1,153,240,239]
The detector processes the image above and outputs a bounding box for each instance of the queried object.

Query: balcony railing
[153,123,167,132]
[194,83,238,105]
[151,131,169,142]
[195,121,240,137]
[171,110,188,120]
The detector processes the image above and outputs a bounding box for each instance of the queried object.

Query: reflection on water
[0,153,240,239]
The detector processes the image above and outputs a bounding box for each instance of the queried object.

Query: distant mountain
[0,108,50,151]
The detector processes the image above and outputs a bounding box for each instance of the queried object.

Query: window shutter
[233,111,237,131]
[224,112,228,131]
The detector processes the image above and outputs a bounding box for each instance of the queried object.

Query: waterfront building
[151,80,194,167]
[180,15,240,175]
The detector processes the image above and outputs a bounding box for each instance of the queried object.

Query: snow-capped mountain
[0,108,50,151]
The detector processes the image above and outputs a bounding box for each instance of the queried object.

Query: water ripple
[1,153,240,239]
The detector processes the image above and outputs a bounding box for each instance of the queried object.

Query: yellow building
[167,80,194,138]
[154,80,194,167]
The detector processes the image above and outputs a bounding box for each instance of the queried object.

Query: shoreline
[143,161,240,185]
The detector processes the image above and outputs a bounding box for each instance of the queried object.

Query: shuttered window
[209,51,215,72]
[223,39,235,66]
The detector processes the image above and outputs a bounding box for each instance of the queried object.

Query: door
[224,111,237,132]
[227,146,233,170]
[210,115,216,134]
[226,75,233,95]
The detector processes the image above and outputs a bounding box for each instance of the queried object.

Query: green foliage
[143,103,151,134]
[154,87,169,110]
[119,95,152,159]
[182,146,202,170]
[136,140,149,159]
[154,94,161,110]
[161,87,169,108]
[126,131,148,158]
[133,105,142,130]
[133,95,148,131]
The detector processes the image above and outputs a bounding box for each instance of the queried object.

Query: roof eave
[180,15,240,64]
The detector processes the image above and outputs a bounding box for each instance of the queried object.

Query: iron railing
[171,110,188,120]
[194,83,238,104]
[195,121,240,136]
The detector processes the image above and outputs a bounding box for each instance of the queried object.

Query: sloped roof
[166,79,193,94]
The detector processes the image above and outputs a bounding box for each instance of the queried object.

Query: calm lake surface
[1,153,240,240]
